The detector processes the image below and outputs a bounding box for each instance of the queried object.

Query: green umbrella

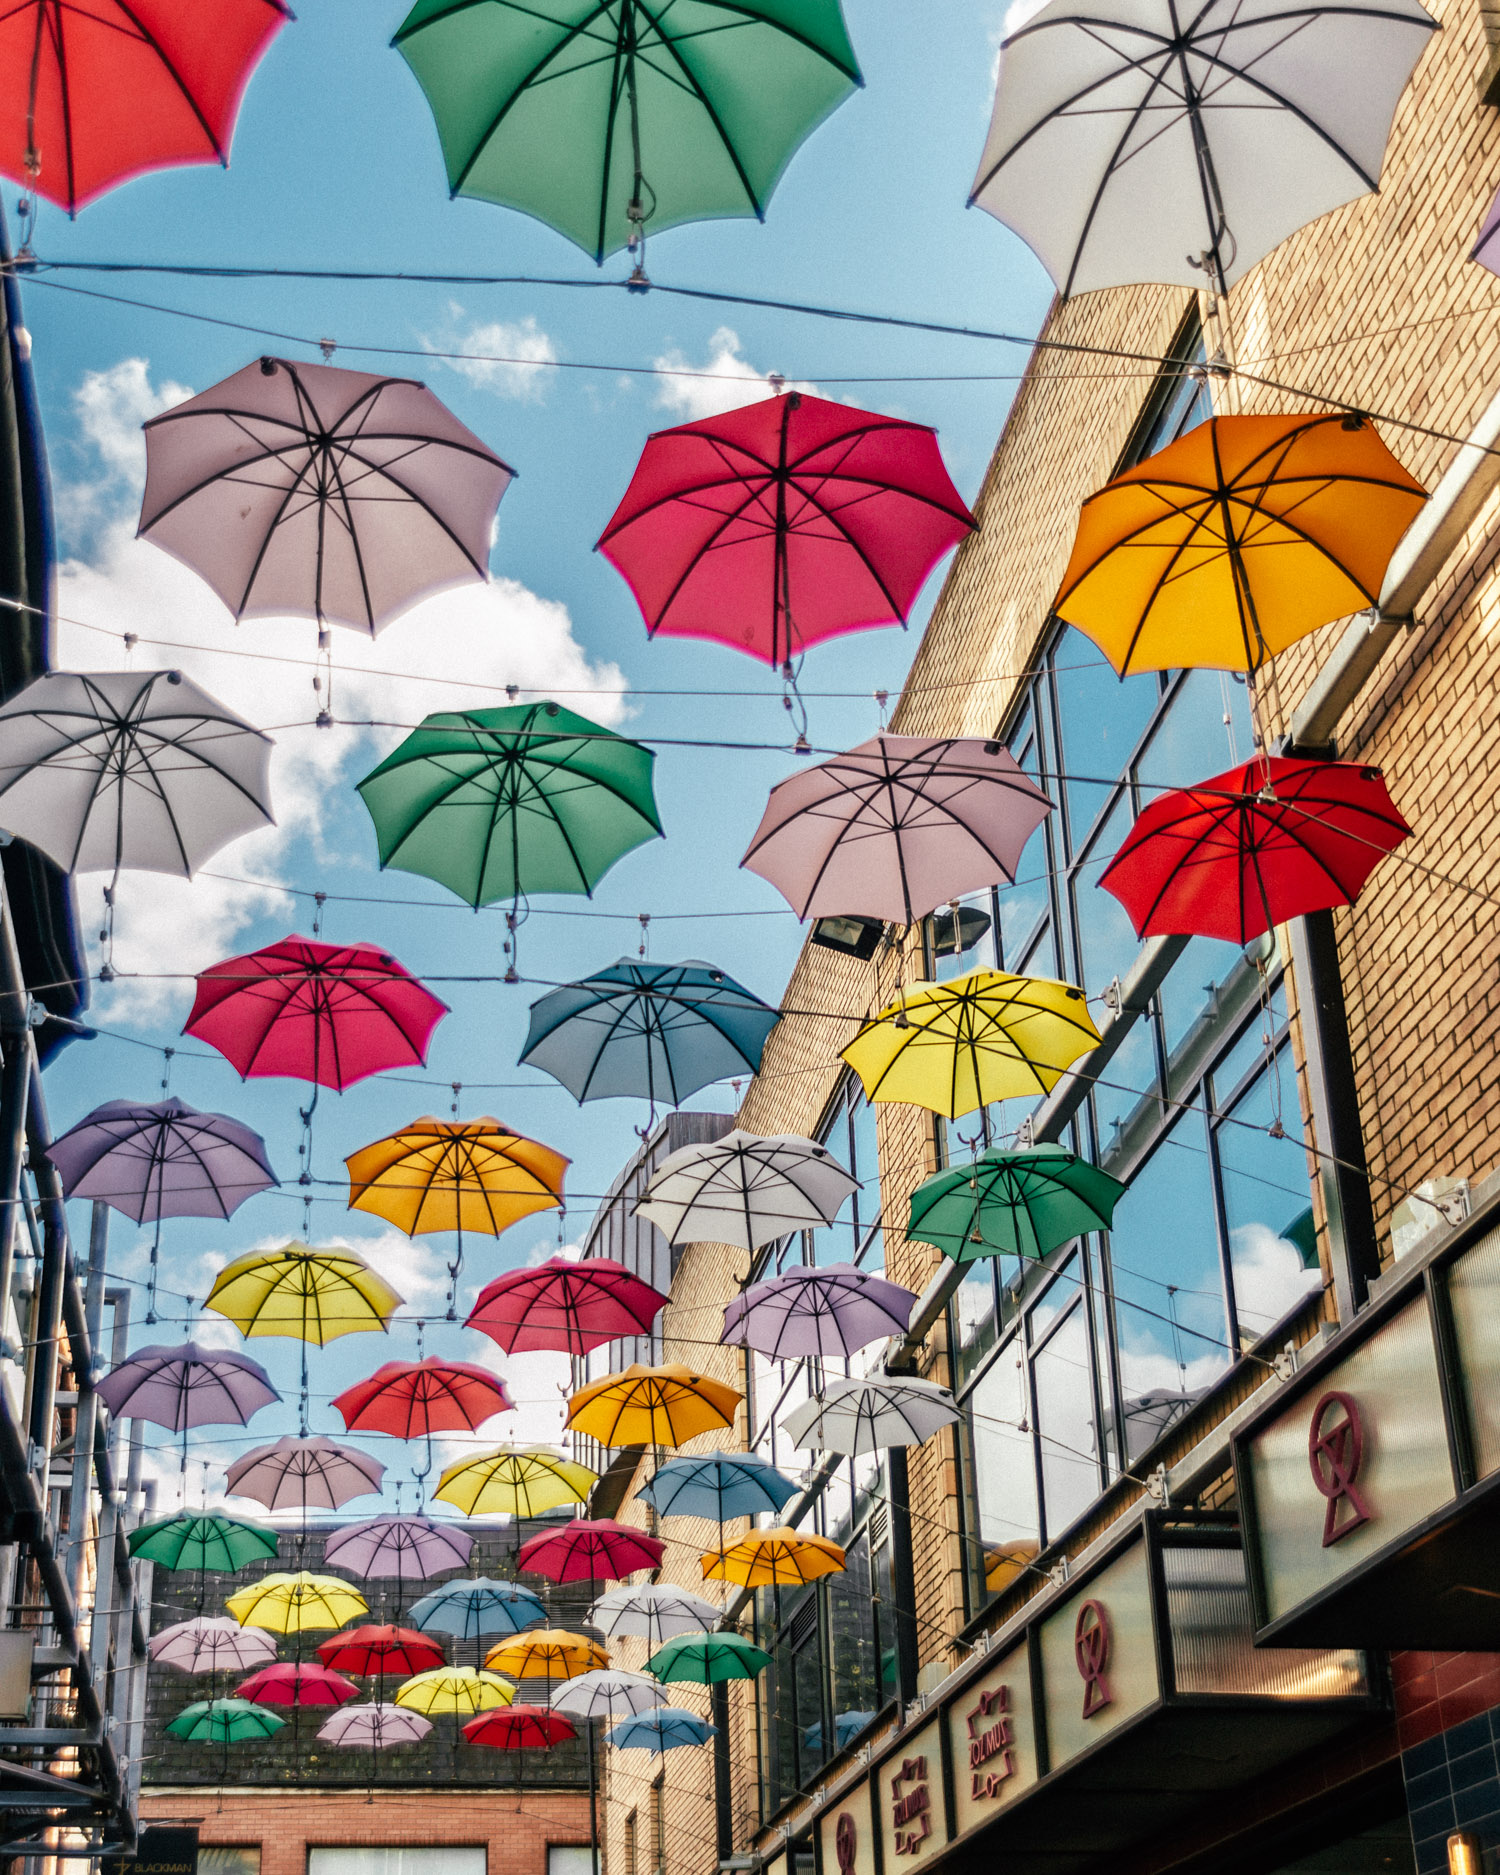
[645,1631,771,1684]
[905,1144,1126,1266]
[166,1699,288,1743]
[391,0,862,265]
[128,1513,280,1572]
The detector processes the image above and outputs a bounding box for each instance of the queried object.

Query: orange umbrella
[1053,413,1426,675]
[565,1363,741,1449]
[484,1629,608,1701]
[701,1527,845,1588]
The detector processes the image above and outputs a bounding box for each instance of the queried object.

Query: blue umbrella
[520,959,779,1106]
[636,1454,800,1523]
[606,1709,717,1752]
[805,1710,876,1753]
[407,1578,547,1642]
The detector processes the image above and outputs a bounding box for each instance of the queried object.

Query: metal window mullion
[1201,1092,1242,1360]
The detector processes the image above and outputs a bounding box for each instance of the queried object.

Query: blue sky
[21,0,1055,1510]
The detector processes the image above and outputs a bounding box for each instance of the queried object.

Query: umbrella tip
[259,357,278,376]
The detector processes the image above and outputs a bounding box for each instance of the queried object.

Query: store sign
[817,1779,874,1875]
[876,1719,946,1867]
[1308,1391,1370,1545]
[947,1644,1038,1841]
[106,1829,199,1875]
[1073,1600,1111,1716]
[1038,1547,1158,1774]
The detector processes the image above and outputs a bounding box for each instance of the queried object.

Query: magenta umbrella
[237,1662,361,1708]
[323,1515,472,1581]
[721,1264,917,1361]
[466,1255,667,1356]
[225,1436,385,1513]
[95,1343,278,1432]
[516,1519,663,1585]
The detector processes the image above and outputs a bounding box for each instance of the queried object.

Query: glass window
[548,1851,597,1875]
[1051,629,1159,851]
[826,1533,880,1742]
[1033,1304,1101,1538]
[310,1855,484,1875]
[1137,669,1252,792]
[203,1854,260,1875]
[965,1346,1040,1566]
[848,1090,882,1269]
[1216,1050,1322,1347]
[952,1261,1000,1391]
[1071,791,1138,996]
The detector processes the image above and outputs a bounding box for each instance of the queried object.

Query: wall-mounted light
[1448,1834,1483,1875]
[810,916,883,961]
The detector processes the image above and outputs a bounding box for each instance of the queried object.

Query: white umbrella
[780,1375,960,1457]
[0,669,273,877]
[588,1584,721,1645]
[147,1616,279,1674]
[634,1130,858,1252]
[552,1669,672,1720]
[970,0,1436,298]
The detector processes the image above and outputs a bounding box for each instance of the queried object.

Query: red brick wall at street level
[1392,1652,1500,1751]
[139,1787,593,1875]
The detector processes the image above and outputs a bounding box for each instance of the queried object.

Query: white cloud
[57,358,193,542]
[1229,1222,1323,1337]
[428,309,559,403]
[651,326,816,423]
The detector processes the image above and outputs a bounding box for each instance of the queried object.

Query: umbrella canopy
[463,1704,576,1748]
[1054,415,1428,675]
[318,1703,433,1748]
[484,1629,607,1682]
[780,1376,960,1456]
[522,959,779,1106]
[95,1343,278,1432]
[841,970,1101,1120]
[318,1625,447,1678]
[394,1666,514,1715]
[149,1618,280,1675]
[165,1698,286,1743]
[433,1446,596,1518]
[236,1662,361,1709]
[332,1359,513,1438]
[322,1515,473,1581]
[606,1709,716,1752]
[140,357,514,636]
[906,1145,1126,1264]
[701,1527,845,1588]
[970,0,1436,297]
[646,1632,771,1684]
[722,1264,916,1361]
[345,1119,568,1235]
[1099,756,1413,942]
[407,1579,548,1642]
[46,1096,276,1223]
[185,936,449,1090]
[742,735,1052,925]
[129,1513,279,1572]
[635,1453,799,1525]
[205,1243,403,1344]
[552,1669,670,1719]
[356,703,662,906]
[806,1711,875,1753]
[517,1519,663,1585]
[225,1437,386,1513]
[635,1131,857,1253]
[0,670,274,878]
[226,1572,369,1634]
[392,0,860,264]
[599,393,974,669]
[588,1585,722,1645]
[566,1363,741,1449]
[466,1256,668,1357]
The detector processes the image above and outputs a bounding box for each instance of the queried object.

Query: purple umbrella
[1475,186,1500,276]
[47,1098,276,1221]
[317,1703,433,1747]
[741,733,1053,927]
[721,1264,917,1361]
[95,1343,279,1432]
[149,1617,279,1675]
[323,1515,472,1580]
[225,1436,386,1513]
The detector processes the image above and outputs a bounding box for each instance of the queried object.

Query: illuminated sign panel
[876,1719,946,1867]
[947,1645,1037,1838]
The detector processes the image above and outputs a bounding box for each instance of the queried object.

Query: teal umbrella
[905,1144,1125,1265]
[391,0,862,265]
[128,1513,280,1572]
[646,1632,771,1685]
[166,1699,287,1743]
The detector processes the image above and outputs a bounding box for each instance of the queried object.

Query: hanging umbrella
[433,1447,596,1519]
[394,1666,514,1716]
[646,1633,770,1684]
[463,1704,576,1748]
[599,394,974,670]
[484,1630,608,1686]
[466,1257,667,1357]
[635,1132,857,1253]
[605,1709,716,1752]
[588,1585,721,1645]
[1053,414,1427,676]
[1099,755,1412,942]
[780,1376,960,1456]
[225,1437,386,1514]
[392,0,860,265]
[521,960,778,1106]
[129,1513,279,1572]
[318,1703,433,1747]
[0,670,273,877]
[226,1572,369,1634]
[318,1625,447,1678]
[185,936,449,1090]
[166,1698,286,1743]
[906,1145,1126,1264]
[635,1454,799,1524]
[332,1359,513,1438]
[701,1527,844,1588]
[841,970,1101,1120]
[95,1343,278,1432]
[552,1669,671,1719]
[140,358,514,637]
[356,703,662,908]
[236,1662,361,1709]
[970,0,1436,298]
[206,1244,403,1343]
[566,1364,741,1449]
[149,1618,280,1675]
[322,1515,473,1580]
[517,1520,663,1585]
[407,1579,548,1643]
[742,735,1052,925]
[722,1264,916,1360]
[47,1097,276,1221]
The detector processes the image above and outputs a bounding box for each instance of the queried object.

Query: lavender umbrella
[317,1703,433,1747]
[323,1515,472,1580]
[149,1617,279,1675]
[721,1264,917,1361]
[95,1343,279,1432]
[225,1436,386,1513]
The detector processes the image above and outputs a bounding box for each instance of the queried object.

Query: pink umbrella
[323,1515,472,1581]
[517,1520,664,1585]
[95,1342,278,1432]
[318,1702,433,1747]
[225,1436,385,1513]
[149,1617,278,1675]
[466,1256,667,1356]
[236,1662,361,1708]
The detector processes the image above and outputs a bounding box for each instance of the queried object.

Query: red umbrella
[597,392,975,670]
[463,1705,576,1749]
[332,1359,514,1438]
[1100,756,1412,945]
[317,1625,446,1678]
[184,936,448,1089]
[517,1520,664,1585]
[0,0,289,213]
[236,1662,360,1708]
[466,1256,667,1356]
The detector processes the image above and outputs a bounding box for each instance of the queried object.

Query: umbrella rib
[629,0,764,215]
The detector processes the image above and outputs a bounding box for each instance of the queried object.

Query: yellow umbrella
[701,1527,845,1588]
[565,1363,742,1449]
[225,1571,368,1634]
[1053,412,1427,675]
[394,1666,514,1716]
[841,970,1100,1120]
[205,1243,403,1344]
[433,1445,596,1518]
[484,1629,608,1685]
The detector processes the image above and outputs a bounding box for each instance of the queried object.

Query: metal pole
[711,1680,731,1864]
[886,1447,920,1706]
[66,1203,107,1609]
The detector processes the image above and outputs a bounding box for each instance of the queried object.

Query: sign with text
[876,1719,946,1867]
[1038,1546,1158,1774]
[106,1828,199,1875]
[817,1777,875,1875]
[947,1644,1036,1839]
